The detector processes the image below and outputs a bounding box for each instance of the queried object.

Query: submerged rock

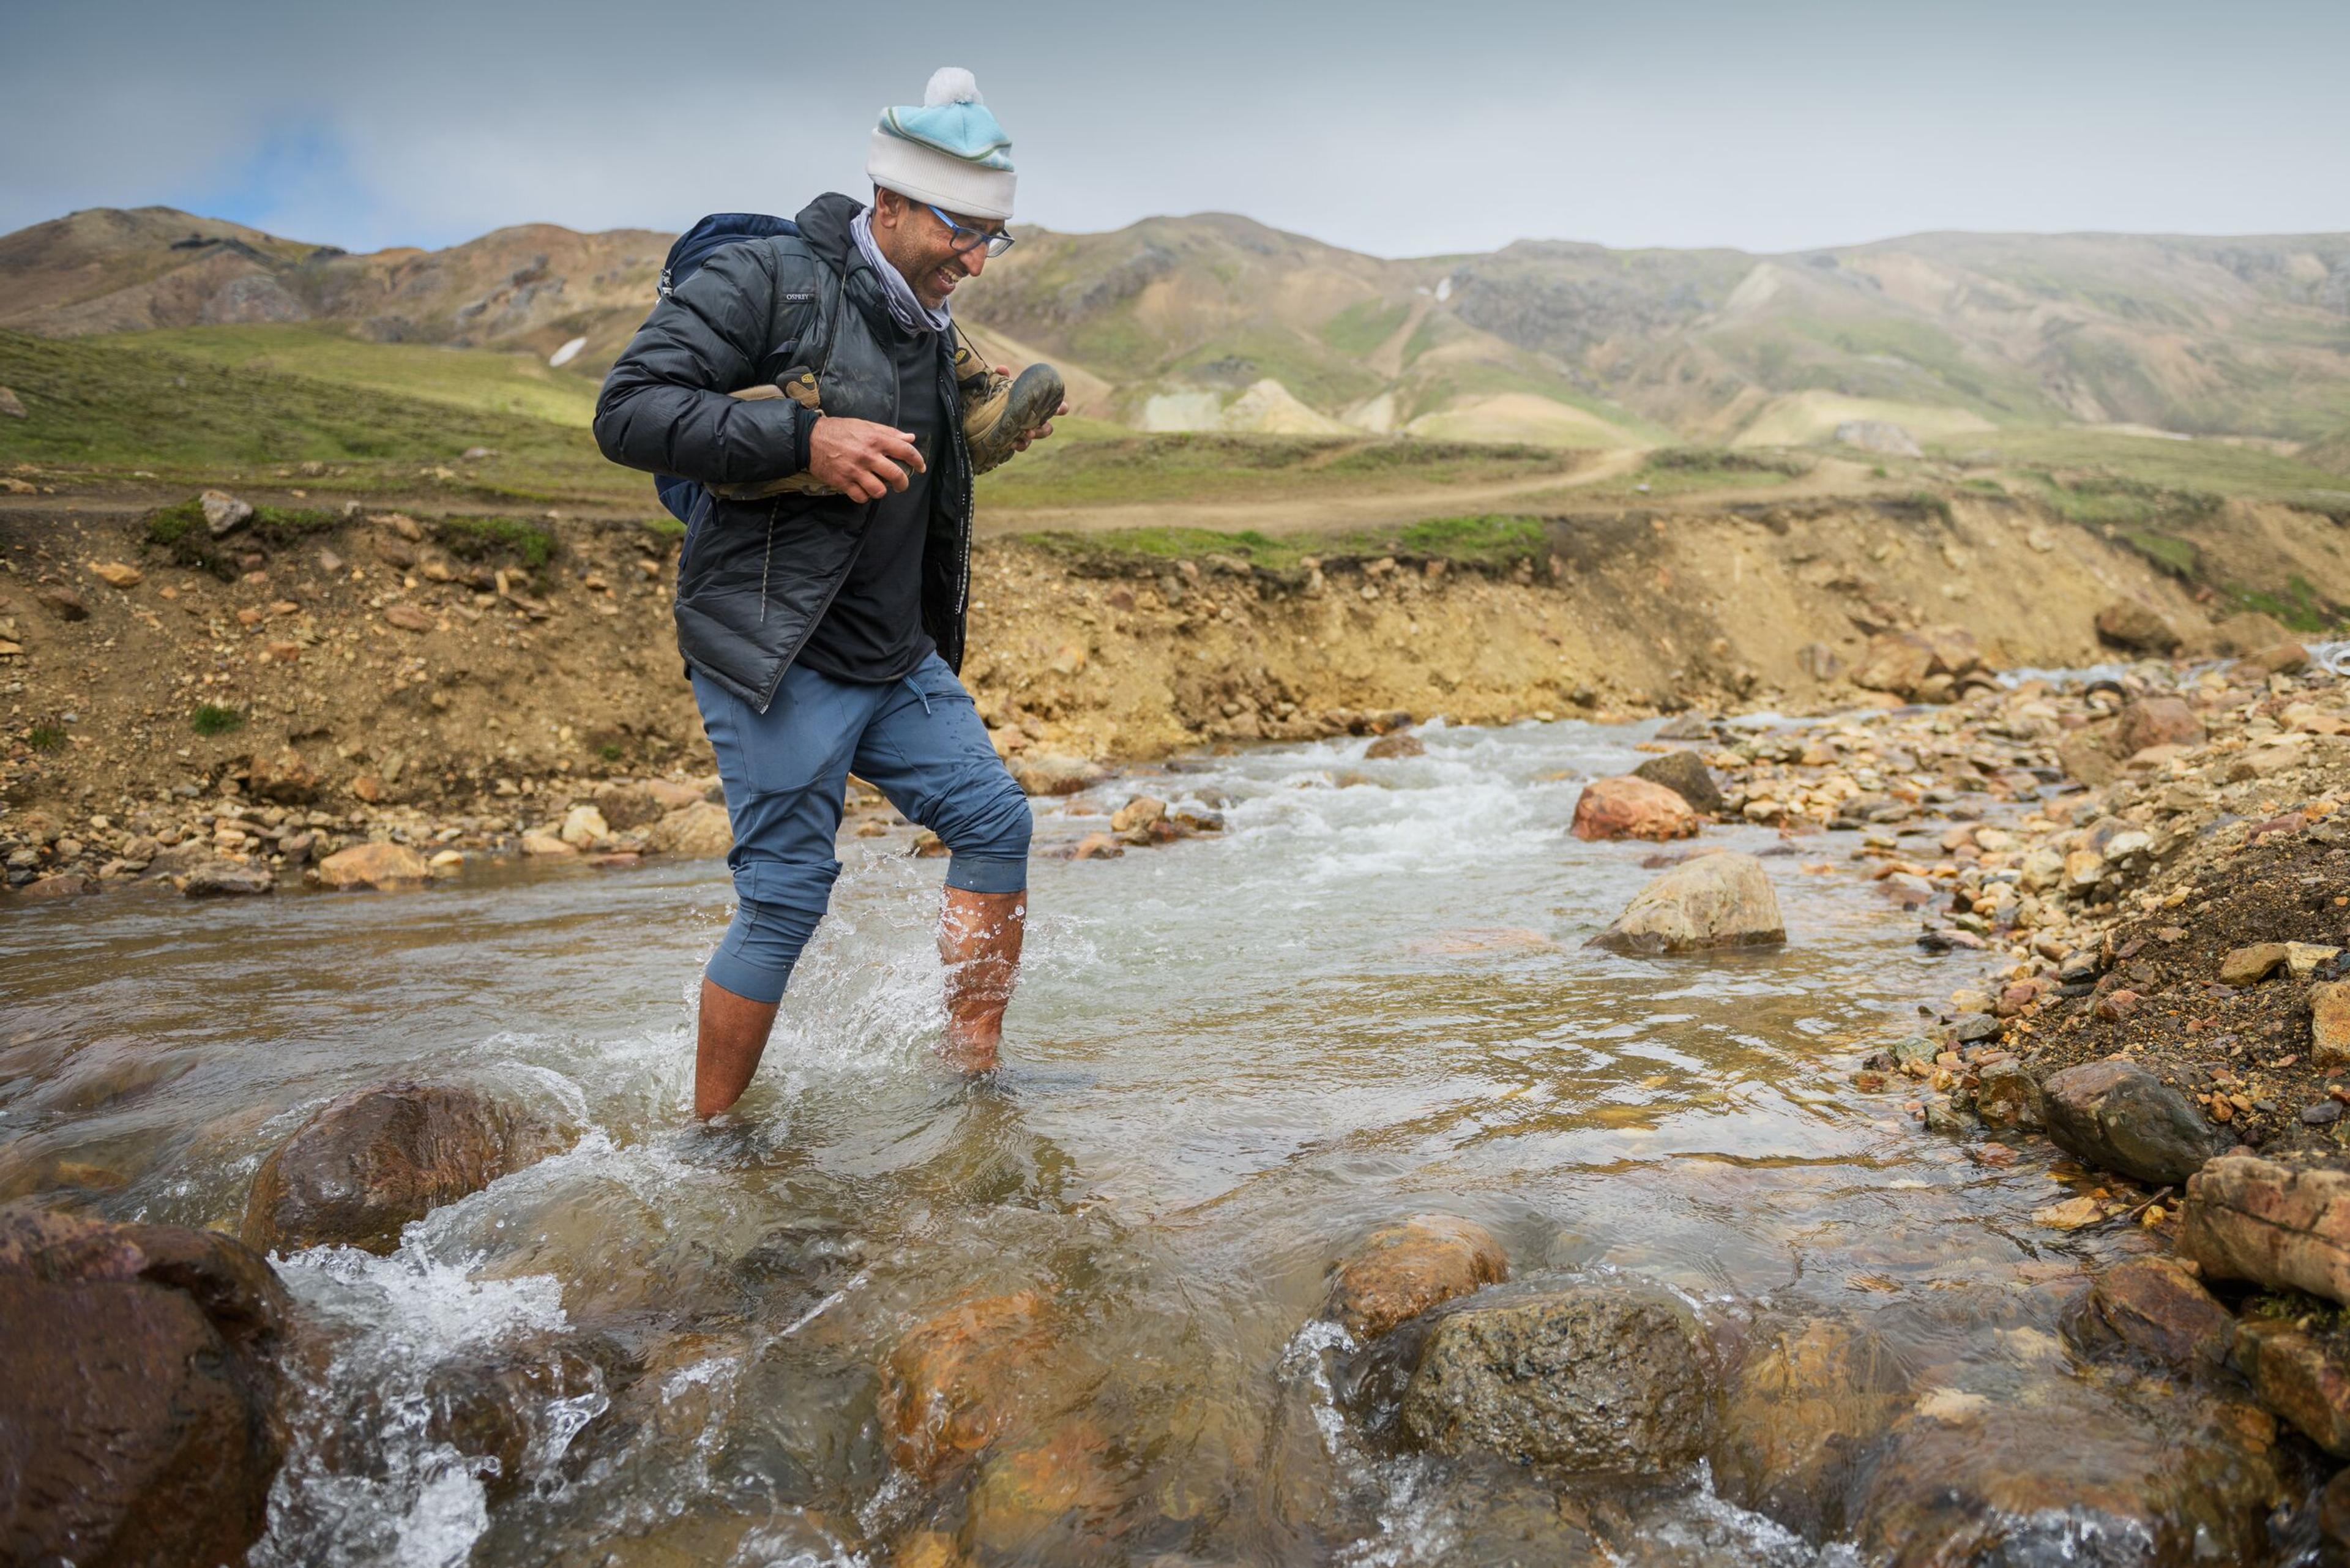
[2040,1059,2226,1187]
[1397,1282,1715,1476]
[0,1203,291,1568]
[1570,774,1699,842]
[2081,1257,2237,1371]
[241,1081,575,1255]
[2180,1154,2350,1305]
[1590,851,1785,956]
[1710,1316,1909,1540]
[1363,731,1425,760]
[877,1290,1057,1484]
[1849,1367,2289,1567]
[1324,1214,1508,1340]
[1630,749,1724,815]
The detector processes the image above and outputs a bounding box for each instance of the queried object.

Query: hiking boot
[710,372,837,499]
[953,340,1064,477]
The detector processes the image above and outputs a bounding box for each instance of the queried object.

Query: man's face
[871,192,1000,311]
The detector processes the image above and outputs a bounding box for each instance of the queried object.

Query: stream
[0,713,2276,1565]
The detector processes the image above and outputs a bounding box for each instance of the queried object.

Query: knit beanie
[865,67,1016,222]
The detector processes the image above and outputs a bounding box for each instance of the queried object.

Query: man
[594,68,1060,1118]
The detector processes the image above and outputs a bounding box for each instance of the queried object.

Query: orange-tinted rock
[241,1081,574,1254]
[1326,1214,1509,1340]
[2181,1154,2350,1305]
[1570,775,1699,842]
[2086,1258,2236,1370]
[2113,697,2204,757]
[2095,600,2182,655]
[2236,1318,2350,1455]
[1711,1316,1909,1539]
[315,840,433,889]
[877,1290,1056,1482]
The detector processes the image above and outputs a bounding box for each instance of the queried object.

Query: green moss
[598,742,624,763]
[143,499,344,579]
[2229,576,2344,635]
[1396,514,1547,560]
[437,515,556,568]
[190,703,244,736]
[2125,530,2202,580]
[25,724,65,752]
[2246,1288,2350,1335]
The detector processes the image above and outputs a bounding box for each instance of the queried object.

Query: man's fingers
[870,428,925,474]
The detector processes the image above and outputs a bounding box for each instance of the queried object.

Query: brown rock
[2244,641,2313,676]
[1632,749,1725,815]
[1364,731,1425,760]
[2220,942,2292,988]
[89,561,143,589]
[2056,727,2122,787]
[1571,774,1701,842]
[876,1291,1056,1483]
[1069,832,1123,861]
[2210,610,2290,655]
[643,801,732,857]
[2180,1154,2350,1305]
[2095,599,2182,655]
[2311,982,2350,1070]
[183,861,277,898]
[2235,1318,2350,1455]
[2086,1258,2236,1369]
[382,602,435,633]
[520,832,578,857]
[1324,1215,1508,1340]
[0,1203,290,1568]
[1109,795,1166,834]
[961,1417,1125,1563]
[246,747,321,805]
[1711,1317,1908,1539]
[17,872,97,899]
[642,778,708,812]
[1852,633,1936,698]
[241,1081,574,1255]
[1009,753,1108,797]
[590,782,664,830]
[35,584,87,621]
[348,773,383,804]
[2041,1058,2225,1186]
[2112,696,2205,757]
[316,840,433,889]
[1591,851,1785,955]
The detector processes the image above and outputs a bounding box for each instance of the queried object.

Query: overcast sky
[4,0,2346,258]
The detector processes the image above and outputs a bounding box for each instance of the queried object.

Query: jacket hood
[794,191,921,344]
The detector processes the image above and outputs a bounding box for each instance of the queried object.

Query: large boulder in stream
[877,1290,1059,1484]
[1591,851,1785,956]
[1709,1316,1911,1540]
[241,1081,576,1255]
[2040,1059,2228,1188]
[0,1203,292,1567]
[1397,1282,1715,1477]
[1570,775,1700,842]
[1324,1214,1509,1340]
[1630,749,1725,815]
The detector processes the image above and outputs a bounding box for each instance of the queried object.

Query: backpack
[649,214,802,524]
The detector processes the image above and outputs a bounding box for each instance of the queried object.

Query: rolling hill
[4,205,2349,465]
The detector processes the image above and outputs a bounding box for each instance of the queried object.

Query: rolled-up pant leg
[692,666,871,1004]
[852,652,1033,891]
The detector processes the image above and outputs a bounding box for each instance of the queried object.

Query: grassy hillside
[0,330,619,502]
[101,324,601,426]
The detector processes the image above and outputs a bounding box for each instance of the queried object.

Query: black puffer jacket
[593,193,971,710]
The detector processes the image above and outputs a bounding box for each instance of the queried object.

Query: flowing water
[0,716,2263,1565]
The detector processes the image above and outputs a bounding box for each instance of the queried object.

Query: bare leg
[939,887,1026,1075]
[695,976,781,1119]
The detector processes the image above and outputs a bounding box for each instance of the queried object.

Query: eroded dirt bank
[1,485,2345,884]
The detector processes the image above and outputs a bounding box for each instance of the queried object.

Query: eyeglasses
[923,203,1015,259]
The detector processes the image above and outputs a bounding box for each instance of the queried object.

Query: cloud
[3,0,2346,255]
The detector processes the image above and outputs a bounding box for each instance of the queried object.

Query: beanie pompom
[924,67,982,107]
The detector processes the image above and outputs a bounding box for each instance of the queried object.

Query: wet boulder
[182,859,276,897]
[1590,851,1785,956]
[589,780,665,830]
[1324,1214,1509,1340]
[1570,774,1699,842]
[1972,1057,2044,1131]
[1630,749,1724,815]
[2180,1154,2350,1305]
[877,1290,1058,1484]
[423,1342,608,1501]
[1710,1316,1909,1540]
[1363,730,1425,760]
[960,1416,1127,1564]
[2040,1059,2226,1187]
[2234,1318,2350,1455]
[1850,1368,2288,1567]
[1397,1282,1715,1477]
[1009,754,1108,797]
[0,1203,291,1568]
[315,840,433,890]
[241,1081,576,1255]
[2080,1258,2237,1371]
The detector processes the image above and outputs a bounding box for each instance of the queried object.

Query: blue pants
[692,652,1032,1003]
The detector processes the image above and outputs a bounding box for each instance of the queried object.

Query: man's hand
[1001,367,1072,454]
[809,417,924,502]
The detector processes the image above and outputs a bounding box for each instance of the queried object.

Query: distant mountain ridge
[5,204,2348,456]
